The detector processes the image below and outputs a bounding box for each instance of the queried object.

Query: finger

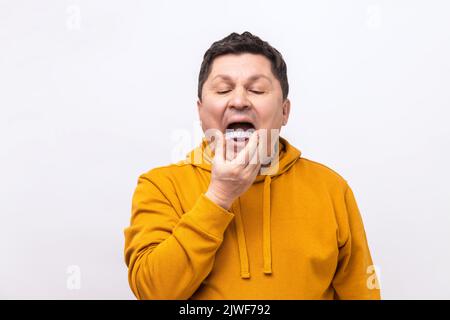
[246,142,260,167]
[225,134,237,162]
[244,146,261,178]
[232,130,259,166]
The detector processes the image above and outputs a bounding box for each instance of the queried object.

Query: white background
[1,0,449,299]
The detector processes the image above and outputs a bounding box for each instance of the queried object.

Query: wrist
[205,189,232,211]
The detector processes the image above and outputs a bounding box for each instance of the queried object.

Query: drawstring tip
[263,267,272,275]
[240,272,251,279]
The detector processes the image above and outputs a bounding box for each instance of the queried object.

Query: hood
[185,136,302,279]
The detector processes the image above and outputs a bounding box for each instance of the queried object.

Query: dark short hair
[197,31,289,101]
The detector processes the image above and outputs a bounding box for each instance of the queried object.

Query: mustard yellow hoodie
[124,137,381,300]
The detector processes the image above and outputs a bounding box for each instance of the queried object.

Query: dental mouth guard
[224,130,254,140]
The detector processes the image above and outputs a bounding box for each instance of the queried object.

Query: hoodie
[124,136,381,300]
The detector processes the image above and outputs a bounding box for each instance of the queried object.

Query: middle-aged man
[124,31,381,300]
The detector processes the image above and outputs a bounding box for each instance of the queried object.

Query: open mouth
[224,122,256,142]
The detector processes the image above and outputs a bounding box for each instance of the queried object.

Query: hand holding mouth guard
[205,130,261,210]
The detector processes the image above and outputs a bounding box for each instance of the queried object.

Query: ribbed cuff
[182,193,235,240]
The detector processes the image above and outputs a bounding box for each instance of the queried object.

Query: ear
[281,98,291,126]
[197,99,202,115]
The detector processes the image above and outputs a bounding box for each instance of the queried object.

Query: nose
[228,87,251,110]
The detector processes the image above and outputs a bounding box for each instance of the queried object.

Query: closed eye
[217,90,264,94]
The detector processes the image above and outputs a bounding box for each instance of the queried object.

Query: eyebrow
[211,74,273,84]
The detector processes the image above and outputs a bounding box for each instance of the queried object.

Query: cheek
[257,99,283,125]
[199,100,226,125]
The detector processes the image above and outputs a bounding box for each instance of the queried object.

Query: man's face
[197,53,290,160]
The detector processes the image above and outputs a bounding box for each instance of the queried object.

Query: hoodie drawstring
[232,198,250,279]
[233,175,273,279]
[263,175,272,274]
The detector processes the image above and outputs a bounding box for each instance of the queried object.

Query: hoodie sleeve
[332,183,381,300]
[124,172,235,300]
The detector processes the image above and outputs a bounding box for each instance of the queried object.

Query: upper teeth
[225,130,253,140]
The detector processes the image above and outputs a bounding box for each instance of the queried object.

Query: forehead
[208,53,274,82]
